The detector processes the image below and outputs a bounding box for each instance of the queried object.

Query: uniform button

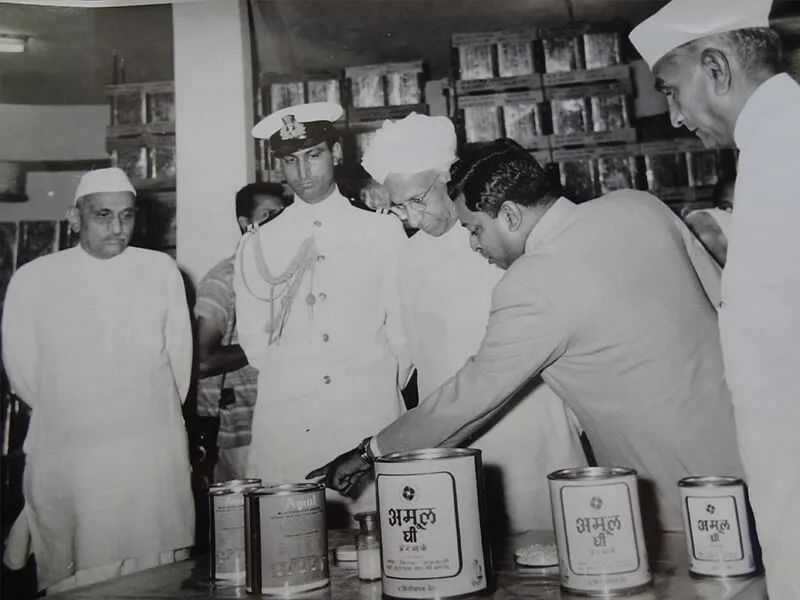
[317,254,326,263]
[323,375,331,384]
[319,292,327,301]
[314,220,322,228]
[322,333,330,342]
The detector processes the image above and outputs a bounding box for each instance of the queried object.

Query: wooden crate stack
[343,61,429,165]
[105,81,176,255]
[539,25,639,203]
[451,28,550,164]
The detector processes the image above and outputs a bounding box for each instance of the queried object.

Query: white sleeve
[1,270,38,407]
[383,231,414,392]
[164,263,193,403]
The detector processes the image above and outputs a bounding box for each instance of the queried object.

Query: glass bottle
[354,511,382,582]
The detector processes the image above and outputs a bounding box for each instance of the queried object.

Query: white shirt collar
[524,197,577,254]
[734,73,796,149]
[288,186,350,218]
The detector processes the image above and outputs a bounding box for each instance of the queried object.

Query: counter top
[48,530,767,599]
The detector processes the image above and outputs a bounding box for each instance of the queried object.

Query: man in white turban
[330,113,587,533]
[631,1,800,596]
[2,167,194,593]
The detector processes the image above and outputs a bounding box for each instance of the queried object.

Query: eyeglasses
[389,175,442,221]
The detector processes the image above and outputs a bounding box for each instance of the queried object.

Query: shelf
[457,89,545,107]
[551,143,641,161]
[550,127,637,149]
[455,74,543,95]
[107,122,175,139]
[348,103,428,124]
[544,78,632,100]
[639,138,707,155]
[543,64,631,88]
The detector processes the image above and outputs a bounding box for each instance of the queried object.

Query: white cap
[361,113,457,185]
[629,0,773,69]
[252,102,343,140]
[74,167,136,204]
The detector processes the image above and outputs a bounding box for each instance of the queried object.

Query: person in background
[684,178,735,266]
[195,182,288,482]
[1,168,194,594]
[631,1,800,594]
[310,139,743,536]
[234,102,408,523]
[359,114,586,534]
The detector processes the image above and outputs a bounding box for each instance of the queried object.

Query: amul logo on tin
[687,496,744,561]
[562,483,640,575]
[280,494,319,515]
[378,472,461,580]
[387,482,438,546]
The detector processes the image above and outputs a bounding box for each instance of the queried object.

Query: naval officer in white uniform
[632,1,800,596]
[234,102,408,519]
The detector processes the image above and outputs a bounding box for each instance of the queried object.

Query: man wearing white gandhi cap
[337,113,586,533]
[633,1,800,597]
[234,102,408,524]
[2,167,194,592]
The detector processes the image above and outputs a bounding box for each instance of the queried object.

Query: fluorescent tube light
[0,35,28,54]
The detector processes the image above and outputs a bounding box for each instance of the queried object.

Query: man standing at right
[631,1,800,595]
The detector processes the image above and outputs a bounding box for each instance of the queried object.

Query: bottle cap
[354,511,379,533]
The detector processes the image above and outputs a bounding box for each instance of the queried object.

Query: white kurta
[397,225,586,533]
[1,245,195,591]
[233,189,407,514]
[721,73,800,600]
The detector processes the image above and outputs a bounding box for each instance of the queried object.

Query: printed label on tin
[686,495,744,561]
[561,481,640,575]
[259,492,328,589]
[213,494,246,576]
[378,472,461,579]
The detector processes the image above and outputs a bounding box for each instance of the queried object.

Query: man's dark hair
[235,182,287,220]
[663,27,783,77]
[449,138,562,217]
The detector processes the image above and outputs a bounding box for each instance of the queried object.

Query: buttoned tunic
[721,73,800,600]
[234,189,407,513]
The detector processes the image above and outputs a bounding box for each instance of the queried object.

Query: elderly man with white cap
[234,102,408,522]
[352,113,586,533]
[1,167,194,593]
[632,1,800,595]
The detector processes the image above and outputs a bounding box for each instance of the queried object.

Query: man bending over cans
[309,138,744,534]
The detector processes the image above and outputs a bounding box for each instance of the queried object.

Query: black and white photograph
[2,0,800,599]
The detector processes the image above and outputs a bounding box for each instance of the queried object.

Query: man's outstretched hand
[306,445,372,497]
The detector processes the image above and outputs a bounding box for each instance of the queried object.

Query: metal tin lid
[208,478,262,495]
[678,475,745,488]
[245,482,324,497]
[377,447,481,463]
[547,466,637,481]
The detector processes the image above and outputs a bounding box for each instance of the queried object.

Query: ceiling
[2,0,799,106]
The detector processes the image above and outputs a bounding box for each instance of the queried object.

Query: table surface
[48,530,767,600]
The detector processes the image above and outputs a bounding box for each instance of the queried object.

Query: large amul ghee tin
[375,448,492,600]
[208,478,262,583]
[548,467,652,597]
[244,483,329,596]
[678,476,758,579]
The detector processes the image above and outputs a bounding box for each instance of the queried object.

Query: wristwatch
[357,436,377,464]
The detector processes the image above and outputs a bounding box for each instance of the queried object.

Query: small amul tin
[244,483,329,596]
[548,467,652,597]
[375,448,492,600]
[208,478,262,583]
[678,476,758,579]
